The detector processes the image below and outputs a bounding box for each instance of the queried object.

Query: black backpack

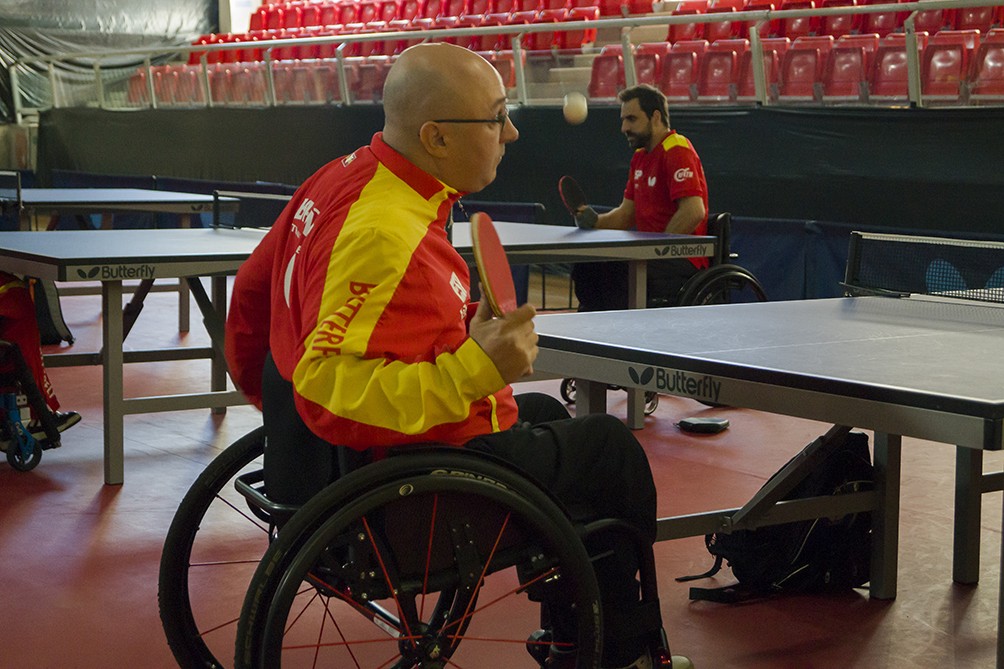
[678,431,873,603]
[32,278,74,346]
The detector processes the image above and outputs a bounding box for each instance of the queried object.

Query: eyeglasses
[431,109,509,129]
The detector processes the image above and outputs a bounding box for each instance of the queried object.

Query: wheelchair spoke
[419,493,440,620]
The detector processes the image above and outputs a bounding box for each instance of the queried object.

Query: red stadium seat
[968,34,1004,104]
[452,14,484,49]
[742,0,780,38]
[868,32,928,104]
[264,5,286,30]
[517,0,545,11]
[736,36,789,101]
[441,0,469,16]
[526,9,567,51]
[626,0,653,15]
[495,10,537,49]
[494,0,517,13]
[661,39,708,102]
[336,2,360,24]
[353,55,394,101]
[228,63,268,104]
[953,5,1001,33]
[635,42,671,85]
[588,45,626,98]
[819,0,861,38]
[857,0,905,37]
[249,8,266,32]
[704,7,741,42]
[820,33,878,102]
[697,38,748,102]
[543,0,571,9]
[314,61,349,102]
[778,34,832,101]
[912,5,953,35]
[479,50,520,87]
[920,30,979,104]
[274,60,327,103]
[397,0,425,21]
[378,0,402,21]
[318,2,339,26]
[467,0,495,13]
[779,0,821,40]
[300,3,322,27]
[666,7,706,43]
[559,6,600,50]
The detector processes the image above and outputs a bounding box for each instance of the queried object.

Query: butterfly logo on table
[77,267,101,279]
[628,367,655,385]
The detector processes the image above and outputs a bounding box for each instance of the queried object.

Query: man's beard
[625,130,649,149]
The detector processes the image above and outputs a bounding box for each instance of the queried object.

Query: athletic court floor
[0,284,1000,668]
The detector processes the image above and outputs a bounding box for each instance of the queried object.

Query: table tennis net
[844,232,1004,305]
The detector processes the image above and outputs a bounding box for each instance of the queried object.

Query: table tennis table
[532,293,1004,666]
[0,186,235,231]
[0,183,240,332]
[0,222,714,485]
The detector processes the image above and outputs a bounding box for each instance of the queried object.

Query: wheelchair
[0,340,63,471]
[561,213,767,413]
[160,366,678,668]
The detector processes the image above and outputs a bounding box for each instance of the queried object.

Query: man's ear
[418,121,450,158]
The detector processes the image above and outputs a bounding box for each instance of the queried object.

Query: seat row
[589,28,1004,105]
[192,8,600,63]
[128,53,519,107]
[248,0,638,32]
[668,0,1004,43]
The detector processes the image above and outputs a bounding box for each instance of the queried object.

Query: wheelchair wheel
[236,450,602,668]
[677,264,767,307]
[560,378,576,404]
[644,391,659,416]
[159,426,269,669]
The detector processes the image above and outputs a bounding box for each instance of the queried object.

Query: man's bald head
[383,44,498,141]
[380,43,517,193]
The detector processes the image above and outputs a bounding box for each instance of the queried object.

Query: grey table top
[535,296,1004,421]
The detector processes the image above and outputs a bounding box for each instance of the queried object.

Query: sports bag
[678,431,873,603]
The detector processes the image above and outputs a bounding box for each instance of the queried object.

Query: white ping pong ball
[563,92,588,125]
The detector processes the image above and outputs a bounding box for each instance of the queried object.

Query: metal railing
[8,0,1002,122]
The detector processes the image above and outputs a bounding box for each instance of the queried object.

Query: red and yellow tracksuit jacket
[225,133,518,452]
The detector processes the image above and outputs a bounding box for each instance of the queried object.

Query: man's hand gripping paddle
[470,212,518,317]
[558,175,598,230]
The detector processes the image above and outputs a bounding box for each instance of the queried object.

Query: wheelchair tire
[676,264,767,307]
[5,439,41,471]
[560,378,576,404]
[159,426,268,669]
[236,450,603,669]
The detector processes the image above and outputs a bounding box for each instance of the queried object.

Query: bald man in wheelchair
[226,44,689,669]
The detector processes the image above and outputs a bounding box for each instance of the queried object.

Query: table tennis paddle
[470,211,518,317]
[558,176,597,229]
[558,175,587,215]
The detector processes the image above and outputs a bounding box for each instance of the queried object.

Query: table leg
[997,492,1004,669]
[574,378,607,417]
[177,214,192,333]
[210,275,228,415]
[102,281,126,485]
[870,432,901,599]
[625,259,647,429]
[953,446,983,584]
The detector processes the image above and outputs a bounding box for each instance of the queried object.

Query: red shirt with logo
[624,130,709,268]
[225,133,517,452]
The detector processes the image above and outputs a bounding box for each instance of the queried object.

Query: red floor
[1,289,1001,668]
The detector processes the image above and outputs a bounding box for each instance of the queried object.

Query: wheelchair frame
[160,428,675,668]
[0,339,62,471]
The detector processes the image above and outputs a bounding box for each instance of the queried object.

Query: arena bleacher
[124,0,1004,108]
